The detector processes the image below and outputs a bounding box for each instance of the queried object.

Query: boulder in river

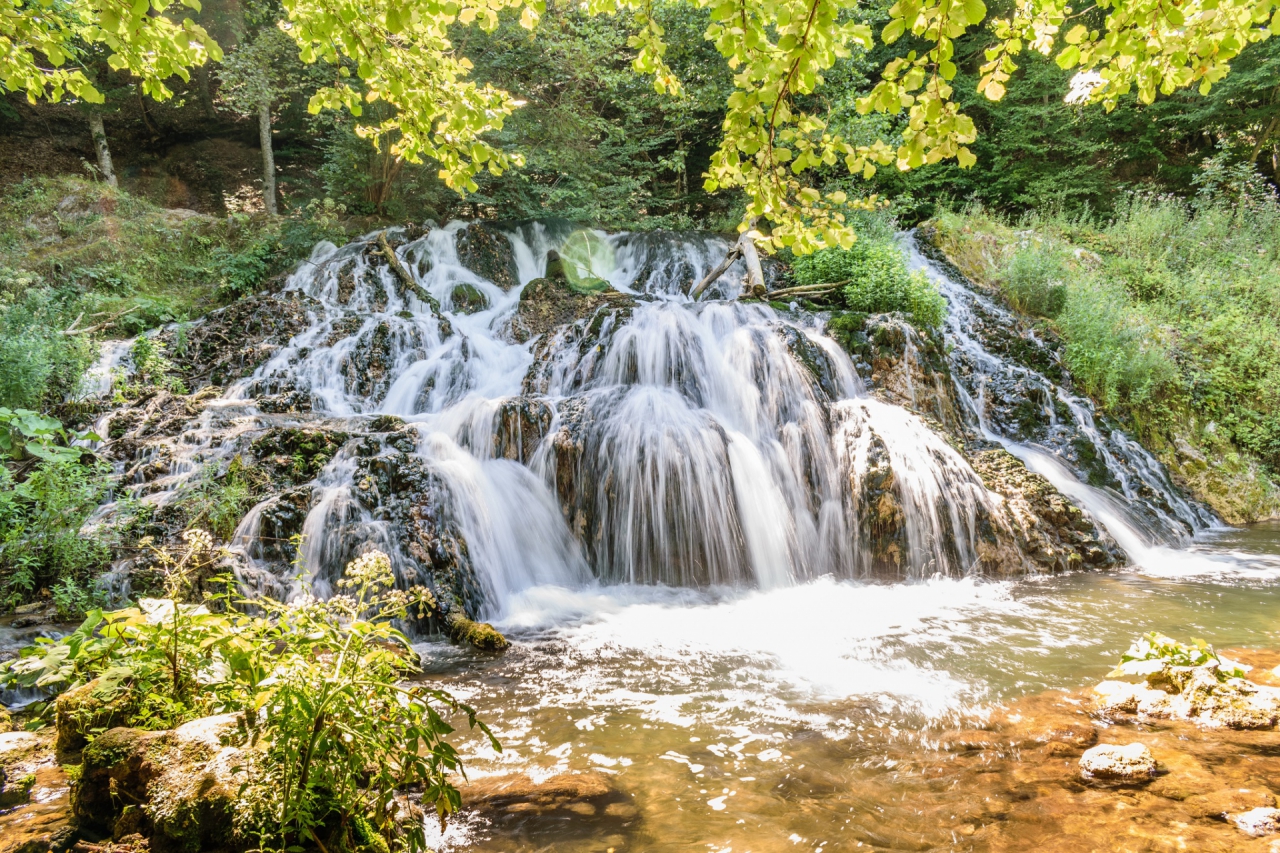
[1079,742,1157,783]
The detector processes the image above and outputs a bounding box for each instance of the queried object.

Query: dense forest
[2,0,1280,850]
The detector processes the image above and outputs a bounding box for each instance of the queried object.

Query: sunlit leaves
[1,0,221,104]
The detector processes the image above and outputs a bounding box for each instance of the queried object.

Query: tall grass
[938,181,1280,473]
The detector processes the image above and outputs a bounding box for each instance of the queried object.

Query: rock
[1094,679,1166,713]
[445,612,509,652]
[75,714,257,852]
[509,261,633,345]
[0,731,39,767]
[1230,807,1280,837]
[54,678,136,755]
[158,292,318,389]
[460,771,638,824]
[455,223,519,291]
[970,448,1123,572]
[448,282,489,314]
[1078,742,1157,783]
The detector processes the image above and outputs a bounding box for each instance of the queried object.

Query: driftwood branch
[63,305,138,336]
[690,218,764,300]
[689,244,742,300]
[377,230,452,337]
[764,279,848,300]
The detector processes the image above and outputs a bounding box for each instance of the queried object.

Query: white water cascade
[90,221,1239,620]
[899,233,1280,578]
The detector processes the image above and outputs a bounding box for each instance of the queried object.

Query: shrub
[0,545,496,853]
[0,459,112,612]
[1002,241,1069,317]
[793,239,947,328]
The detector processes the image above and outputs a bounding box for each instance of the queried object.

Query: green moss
[446,612,510,651]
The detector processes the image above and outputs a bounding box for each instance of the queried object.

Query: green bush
[0,545,495,853]
[793,239,946,328]
[1002,241,1069,317]
[0,459,112,612]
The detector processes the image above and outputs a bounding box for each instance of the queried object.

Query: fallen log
[690,219,765,300]
[378,230,452,338]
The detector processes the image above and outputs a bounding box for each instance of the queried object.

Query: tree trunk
[88,111,117,187]
[258,102,278,216]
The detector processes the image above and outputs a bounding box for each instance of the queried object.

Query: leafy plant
[1109,632,1248,682]
[793,238,946,328]
[0,544,496,852]
[0,459,111,613]
[1002,241,1069,317]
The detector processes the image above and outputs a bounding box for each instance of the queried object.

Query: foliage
[0,267,96,409]
[1001,239,1069,317]
[0,544,496,851]
[9,0,1277,251]
[932,170,1280,483]
[1109,632,1248,681]
[0,408,95,463]
[793,237,946,327]
[244,549,496,852]
[0,459,112,613]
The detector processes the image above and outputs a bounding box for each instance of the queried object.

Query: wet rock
[853,313,966,433]
[349,442,506,647]
[1097,663,1280,729]
[492,397,552,464]
[1230,807,1280,837]
[1079,742,1157,783]
[75,714,257,852]
[159,292,319,388]
[509,259,633,345]
[455,223,519,291]
[0,731,38,769]
[459,771,637,823]
[249,426,349,486]
[970,448,1123,572]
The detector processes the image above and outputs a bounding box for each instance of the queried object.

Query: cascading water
[899,232,1280,577]
[90,216,1254,624]
[95,218,1111,622]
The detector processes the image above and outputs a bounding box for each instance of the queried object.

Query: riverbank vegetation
[928,182,1280,521]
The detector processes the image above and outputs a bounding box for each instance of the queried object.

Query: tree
[4,0,1278,251]
[217,26,325,215]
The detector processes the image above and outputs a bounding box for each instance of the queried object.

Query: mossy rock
[456,223,519,290]
[446,612,510,652]
[55,677,138,755]
[449,283,490,314]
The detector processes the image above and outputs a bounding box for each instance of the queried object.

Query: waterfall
[896,233,1268,577]
[91,219,1236,622]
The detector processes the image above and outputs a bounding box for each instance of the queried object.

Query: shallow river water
[416,523,1280,852]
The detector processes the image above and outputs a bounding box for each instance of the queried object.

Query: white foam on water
[489,575,1025,717]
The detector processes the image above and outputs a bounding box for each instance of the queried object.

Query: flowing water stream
[84,223,1280,851]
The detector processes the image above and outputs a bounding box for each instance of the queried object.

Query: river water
[413,522,1280,852]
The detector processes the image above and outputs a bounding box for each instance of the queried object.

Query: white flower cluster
[183,528,214,554]
[339,549,395,592]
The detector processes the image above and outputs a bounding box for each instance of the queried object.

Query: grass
[0,176,350,408]
[929,191,1280,523]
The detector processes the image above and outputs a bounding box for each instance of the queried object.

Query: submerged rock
[459,771,638,824]
[1079,742,1157,783]
[1230,806,1280,837]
